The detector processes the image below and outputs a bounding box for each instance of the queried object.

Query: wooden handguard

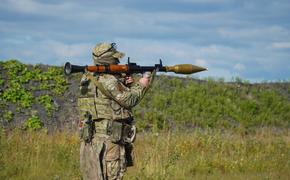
[86,65,129,73]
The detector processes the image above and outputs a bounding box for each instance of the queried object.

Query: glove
[142,71,151,78]
[139,72,151,88]
[80,76,90,86]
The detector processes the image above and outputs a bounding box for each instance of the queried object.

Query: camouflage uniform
[78,43,150,180]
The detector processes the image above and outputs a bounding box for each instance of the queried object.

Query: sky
[0,0,290,82]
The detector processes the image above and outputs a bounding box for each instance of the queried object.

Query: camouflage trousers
[80,133,126,180]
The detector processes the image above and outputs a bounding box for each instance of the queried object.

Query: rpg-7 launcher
[64,59,207,75]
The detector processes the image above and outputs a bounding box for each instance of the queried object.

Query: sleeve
[100,75,147,108]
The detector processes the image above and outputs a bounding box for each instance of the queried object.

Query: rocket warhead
[165,64,207,74]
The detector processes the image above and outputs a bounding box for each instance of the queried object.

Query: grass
[0,129,80,180]
[127,128,290,180]
[0,128,289,180]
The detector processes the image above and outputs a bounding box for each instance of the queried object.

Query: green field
[0,128,289,180]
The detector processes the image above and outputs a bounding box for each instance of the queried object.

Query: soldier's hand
[139,72,151,88]
[125,75,134,85]
[80,76,90,86]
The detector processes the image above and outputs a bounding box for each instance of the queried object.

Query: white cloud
[218,26,289,41]
[44,40,92,60]
[271,42,290,49]
[117,39,194,64]
[0,0,75,16]
[234,63,245,71]
[0,39,94,65]
[117,38,255,66]
[195,59,208,67]
[1,0,38,13]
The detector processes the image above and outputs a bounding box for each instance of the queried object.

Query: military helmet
[92,43,125,65]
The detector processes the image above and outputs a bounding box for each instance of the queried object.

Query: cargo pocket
[106,142,121,161]
[109,121,123,143]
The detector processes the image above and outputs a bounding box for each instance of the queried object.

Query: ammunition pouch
[108,120,136,144]
[79,112,95,143]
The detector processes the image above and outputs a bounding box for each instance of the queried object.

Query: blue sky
[0,0,290,82]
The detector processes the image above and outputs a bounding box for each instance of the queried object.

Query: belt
[94,118,134,133]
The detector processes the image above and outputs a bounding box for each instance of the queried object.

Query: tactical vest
[77,73,133,122]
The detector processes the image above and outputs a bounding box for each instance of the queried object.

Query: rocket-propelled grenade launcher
[64,59,207,75]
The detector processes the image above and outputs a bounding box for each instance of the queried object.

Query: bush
[25,115,43,130]
[3,111,13,122]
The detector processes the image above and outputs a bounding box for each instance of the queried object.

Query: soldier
[78,43,153,180]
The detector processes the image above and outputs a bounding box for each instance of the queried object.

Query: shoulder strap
[85,73,131,109]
